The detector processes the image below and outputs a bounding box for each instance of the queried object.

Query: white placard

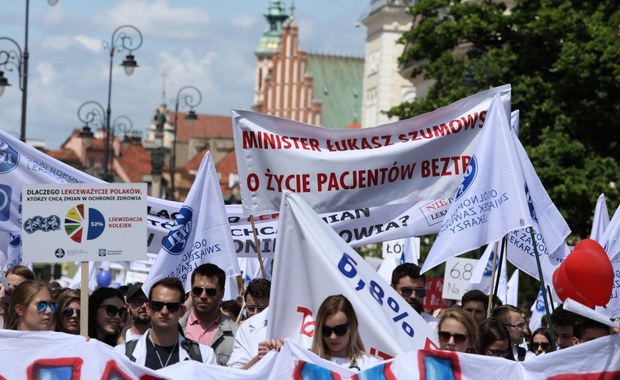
[383,239,406,257]
[442,257,478,300]
[22,183,147,263]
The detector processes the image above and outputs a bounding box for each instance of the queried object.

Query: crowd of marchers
[1,263,618,371]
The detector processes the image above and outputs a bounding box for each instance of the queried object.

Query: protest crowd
[1,87,619,378]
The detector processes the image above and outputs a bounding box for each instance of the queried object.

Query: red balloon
[552,239,613,309]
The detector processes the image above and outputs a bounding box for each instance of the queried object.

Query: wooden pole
[80,261,89,337]
[249,215,267,278]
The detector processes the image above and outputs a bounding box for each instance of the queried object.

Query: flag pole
[492,236,507,301]
[487,241,499,318]
[529,227,557,351]
[80,261,89,337]
[249,215,267,278]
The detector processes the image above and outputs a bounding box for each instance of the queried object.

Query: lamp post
[170,86,202,200]
[0,0,59,142]
[101,25,143,182]
[77,100,133,179]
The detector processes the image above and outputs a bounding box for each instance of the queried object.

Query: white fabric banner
[468,243,508,302]
[142,152,240,294]
[233,86,511,215]
[601,204,620,260]
[506,270,519,307]
[422,95,532,273]
[267,191,438,359]
[591,193,610,243]
[2,330,620,379]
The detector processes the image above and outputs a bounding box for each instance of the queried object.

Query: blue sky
[0,0,368,149]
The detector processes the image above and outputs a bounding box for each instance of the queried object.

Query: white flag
[506,270,519,307]
[142,152,240,294]
[468,243,507,300]
[601,204,620,260]
[268,191,437,358]
[399,237,419,265]
[422,95,532,273]
[591,193,610,243]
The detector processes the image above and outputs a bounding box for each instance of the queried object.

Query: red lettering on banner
[421,156,470,178]
[425,198,450,211]
[242,131,321,152]
[397,111,486,144]
[297,306,316,337]
[326,135,394,152]
[369,347,394,360]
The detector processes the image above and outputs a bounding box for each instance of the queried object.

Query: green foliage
[391,0,620,239]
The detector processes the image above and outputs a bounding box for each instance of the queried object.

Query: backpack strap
[124,340,139,362]
[181,338,203,362]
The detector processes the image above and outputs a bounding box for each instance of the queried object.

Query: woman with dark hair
[88,287,127,346]
[6,280,55,331]
[528,327,551,355]
[437,309,478,353]
[476,318,514,360]
[52,289,81,335]
[311,295,380,371]
[1,266,36,327]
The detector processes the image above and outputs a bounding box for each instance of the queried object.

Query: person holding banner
[88,287,127,346]
[437,309,478,353]
[52,288,81,335]
[5,280,55,331]
[311,295,381,371]
[391,263,438,326]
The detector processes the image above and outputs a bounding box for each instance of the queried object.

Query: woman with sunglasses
[5,280,55,331]
[88,287,127,346]
[437,309,478,353]
[476,318,514,360]
[52,289,81,335]
[311,295,380,371]
[528,327,551,355]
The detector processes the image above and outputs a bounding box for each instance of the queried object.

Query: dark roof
[170,112,233,143]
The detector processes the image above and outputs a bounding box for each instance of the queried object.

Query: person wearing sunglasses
[52,288,80,335]
[1,266,36,328]
[124,282,151,342]
[179,264,238,365]
[437,309,478,353]
[5,280,55,331]
[390,263,438,329]
[476,318,514,360]
[492,305,530,361]
[311,295,381,371]
[116,277,216,369]
[528,327,551,355]
[88,287,127,346]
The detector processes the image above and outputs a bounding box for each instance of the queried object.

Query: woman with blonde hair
[311,294,380,371]
[52,289,80,335]
[5,280,55,331]
[437,308,478,353]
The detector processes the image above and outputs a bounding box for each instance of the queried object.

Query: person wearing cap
[125,282,151,342]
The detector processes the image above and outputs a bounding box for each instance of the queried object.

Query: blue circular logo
[455,155,478,200]
[525,184,538,223]
[0,139,20,174]
[162,206,193,255]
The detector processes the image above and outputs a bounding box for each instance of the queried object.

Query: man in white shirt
[116,277,216,369]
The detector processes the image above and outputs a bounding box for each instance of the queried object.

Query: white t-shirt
[330,354,382,371]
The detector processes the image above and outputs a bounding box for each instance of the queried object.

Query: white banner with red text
[232,85,511,215]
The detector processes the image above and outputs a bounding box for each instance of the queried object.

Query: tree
[390,0,620,238]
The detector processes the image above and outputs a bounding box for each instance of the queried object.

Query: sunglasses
[400,287,426,298]
[438,331,468,344]
[36,301,56,313]
[529,342,550,351]
[62,307,80,318]
[191,287,218,297]
[486,347,509,357]
[128,297,148,308]
[99,305,127,318]
[150,301,182,313]
[321,323,349,337]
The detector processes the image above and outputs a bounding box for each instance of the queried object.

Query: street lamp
[77,100,133,180]
[0,0,59,142]
[102,25,143,182]
[170,85,202,200]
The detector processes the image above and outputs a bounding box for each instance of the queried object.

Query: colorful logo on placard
[455,155,477,200]
[0,139,19,173]
[0,184,11,221]
[64,204,105,243]
[162,206,193,255]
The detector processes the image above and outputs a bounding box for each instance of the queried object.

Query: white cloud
[36,62,56,86]
[74,35,103,53]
